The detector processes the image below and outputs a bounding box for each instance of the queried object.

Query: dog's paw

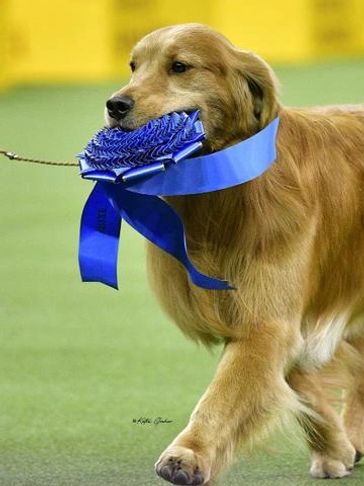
[310,448,355,479]
[155,445,210,485]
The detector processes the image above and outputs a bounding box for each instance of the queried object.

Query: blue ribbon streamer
[78,117,280,290]
[78,183,121,289]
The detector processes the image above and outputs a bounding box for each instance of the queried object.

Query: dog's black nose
[106,95,134,120]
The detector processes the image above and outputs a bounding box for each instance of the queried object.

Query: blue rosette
[78,110,205,183]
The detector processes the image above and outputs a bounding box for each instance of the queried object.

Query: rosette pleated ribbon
[78,111,280,290]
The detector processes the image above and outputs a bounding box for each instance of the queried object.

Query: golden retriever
[105,23,364,485]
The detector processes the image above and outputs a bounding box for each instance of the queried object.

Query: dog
[105,23,364,485]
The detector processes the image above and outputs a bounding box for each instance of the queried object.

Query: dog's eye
[130,61,136,72]
[171,61,189,74]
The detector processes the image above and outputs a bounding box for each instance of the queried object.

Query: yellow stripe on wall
[8,0,113,83]
[213,0,312,62]
[2,0,364,87]
[0,0,10,89]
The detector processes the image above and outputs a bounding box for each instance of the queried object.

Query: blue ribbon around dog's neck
[78,117,280,290]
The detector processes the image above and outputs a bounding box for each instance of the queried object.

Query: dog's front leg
[155,321,298,485]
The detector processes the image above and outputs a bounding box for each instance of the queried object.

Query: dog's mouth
[105,107,212,156]
[109,108,201,132]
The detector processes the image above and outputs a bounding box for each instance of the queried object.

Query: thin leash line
[0,149,78,167]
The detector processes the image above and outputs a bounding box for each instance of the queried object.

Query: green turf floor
[0,60,364,486]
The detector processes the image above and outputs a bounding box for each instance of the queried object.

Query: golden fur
[106,23,364,484]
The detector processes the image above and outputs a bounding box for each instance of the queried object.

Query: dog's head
[105,23,280,151]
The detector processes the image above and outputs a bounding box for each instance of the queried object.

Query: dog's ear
[229,49,280,130]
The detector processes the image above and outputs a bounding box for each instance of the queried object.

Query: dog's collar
[78,117,280,290]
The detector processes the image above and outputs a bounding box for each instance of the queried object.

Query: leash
[0,149,78,167]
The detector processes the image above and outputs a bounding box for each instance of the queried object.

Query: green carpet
[0,60,364,485]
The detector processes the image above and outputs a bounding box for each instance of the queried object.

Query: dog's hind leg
[342,335,364,463]
[155,321,301,486]
[288,368,356,479]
